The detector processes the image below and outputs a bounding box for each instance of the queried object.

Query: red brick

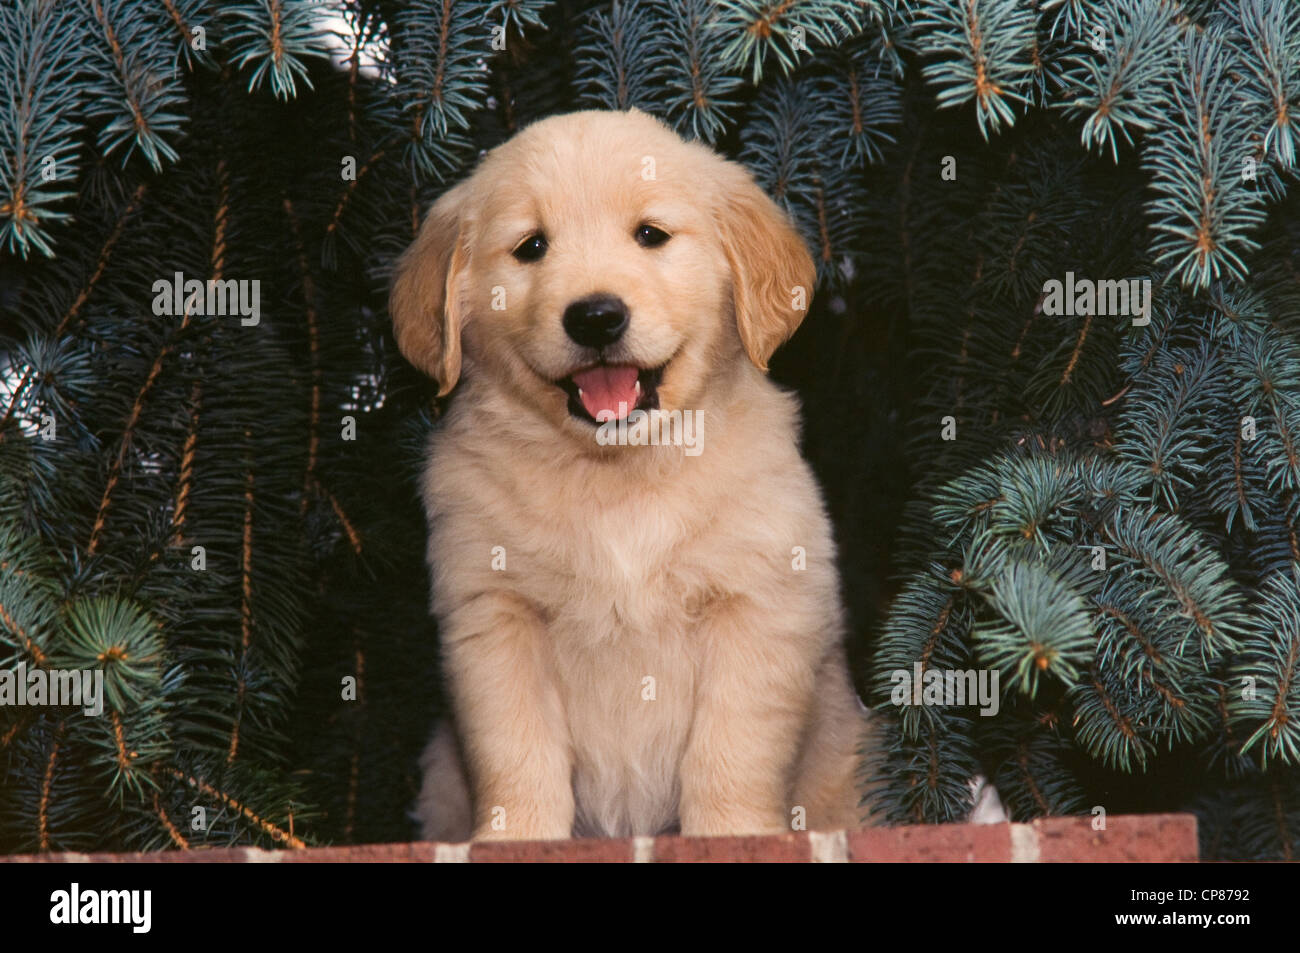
[2,846,283,863]
[848,822,1012,862]
[653,832,811,863]
[0,813,1200,863]
[1030,813,1197,863]
[469,838,634,863]
[281,842,427,863]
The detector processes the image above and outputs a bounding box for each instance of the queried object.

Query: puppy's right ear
[713,161,817,372]
[390,183,470,397]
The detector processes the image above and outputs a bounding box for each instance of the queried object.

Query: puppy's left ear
[715,162,817,371]
[390,181,471,397]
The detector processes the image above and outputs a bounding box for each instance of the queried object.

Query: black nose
[563,294,629,348]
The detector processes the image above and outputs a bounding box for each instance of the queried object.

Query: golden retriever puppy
[391,108,876,841]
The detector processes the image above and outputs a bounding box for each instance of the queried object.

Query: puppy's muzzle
[563,293,629,348]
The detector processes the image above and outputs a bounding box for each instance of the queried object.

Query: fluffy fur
[391,109,878,841]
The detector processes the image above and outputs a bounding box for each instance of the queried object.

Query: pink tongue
[571,365,639,421]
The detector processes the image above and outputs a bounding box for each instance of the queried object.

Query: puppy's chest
[505,500,706,835]
[506,501,707,638]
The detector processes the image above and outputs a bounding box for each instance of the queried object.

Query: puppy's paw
[679,806,789,837]
[966,773,1009,824]
[413,721,473,842]
[471,826,519,843]
[471,822,571,842]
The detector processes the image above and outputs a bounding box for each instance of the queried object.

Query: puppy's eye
[634,224,671,248]
[512,234,548,262]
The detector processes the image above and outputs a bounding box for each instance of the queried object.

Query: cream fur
[392,109,879,841]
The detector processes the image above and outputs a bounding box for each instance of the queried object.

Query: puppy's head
[390,109,814,440]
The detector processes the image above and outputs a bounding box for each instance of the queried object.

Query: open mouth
[555,363,665,425]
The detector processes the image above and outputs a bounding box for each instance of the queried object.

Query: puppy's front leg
[679,596,817,836]
[441,591,573,841]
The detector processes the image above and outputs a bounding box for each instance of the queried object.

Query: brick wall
[3,813,1197,863]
